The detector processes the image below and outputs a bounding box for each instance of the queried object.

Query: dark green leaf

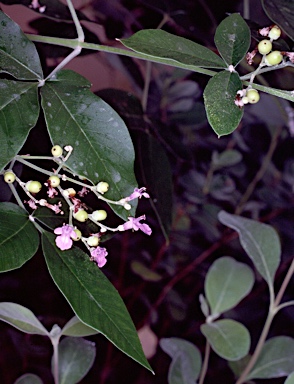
[61,316,99,337]
[55,337,95,384]
[0,203,39,271]
[41,70,137,220]
[214,13,251,67]
[205,257,254,317]
[218,211,281,287]
[204,71,243,136]
[201,319,250,361]
[42,231,153,373]
[0,11,43,80]
[160,338,202,384]
[248,336,294,379]
[120,29,225,69]
[0,302,49,335]
[14,374,43,384]
[0,80,40,171]
[262,0,294,41]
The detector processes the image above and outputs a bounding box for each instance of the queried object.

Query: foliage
[0,0,293,383]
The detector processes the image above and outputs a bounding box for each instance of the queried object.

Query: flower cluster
[2,145,152,269]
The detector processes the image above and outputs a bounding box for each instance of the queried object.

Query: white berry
[51,145,63,157]
[258,39,272,55]
[4,171,16,183]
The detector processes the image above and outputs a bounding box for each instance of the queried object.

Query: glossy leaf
[120,29,225,69]
[285,372,294,384]
[0,302,49,336]
[61,316,99,337]
[0,203,39,272]
[262,0,294,41]
[201,319,250,361]
[14,374,43,384]
[205,257,254,317]
[204,71,243,136]
[0,11,43,80]
[214,13,251,67]
[41,70,137,220]
[42,231,152,373]
[0,80,40,171]
[160,338,202,384]
[218,211,281,287]
[248,336,294,379]
[54,337,95,384]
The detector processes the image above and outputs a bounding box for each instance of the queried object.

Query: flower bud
[96,182,109,194]
[91,210,107,221]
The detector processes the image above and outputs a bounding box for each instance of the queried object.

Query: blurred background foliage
[0,0,293,383]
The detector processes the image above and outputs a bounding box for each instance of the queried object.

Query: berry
[87,236,99,247]
[73,209,88,222]
[51,145,63,157]
[92,210,107,221]
[265,51,283,66]
[268,25,281,40]
[257,39,272,55]
[247,89,260,104]
[48,175,60,187]
[26,180,42,193]
[96,182,109,194]
[72,229,82,241]
[63,188,76,197]
[241,96,249,105]
[4,171,16,183]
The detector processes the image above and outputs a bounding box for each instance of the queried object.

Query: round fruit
[257,39,272,55]
[72,229,82,241]
[96,182,109,194]
[63,188,76,197]
[265,51,283,66]
[51,145,63,157]
[268,25,281,40]
[247,89,260,104]
[73,209,88,222]
[26,180,42,193]
[48,175,60,187]
[87,236,99,247]
[92,210,107,221]
[4,171,16,183]
[241,96,249,105]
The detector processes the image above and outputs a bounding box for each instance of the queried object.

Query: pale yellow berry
[265,51,283,66]
[51,145,63,157]
[72,229,82,241]
[26,180,42,193]
[268,26,281,40]
[257,39,272,55]
[4,171,16,183]
[91,210,107,221]
[87,236,99,247]
[96,182,109,194]
[48,175,60,187]
[63,188,76,197]
[73,209,88,222]
[247,89,260,104]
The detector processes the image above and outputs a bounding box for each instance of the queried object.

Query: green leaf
[212,149,243,170]
[0,202,39,271]
[42,231,153,373]
[262,0,294,41]
[131,261,162,282]
[0,11,43,80]
[41,70,137,220]
[0,80,40,171]
[205,256,254,318]
[54,337,96,384]
[120,29,225,69]
[248,336,294,379]
[160,338,202,384]
[201,319,250,361]
[0,302,49,336]
[214,13,251,67]
[218,211,281,287]
[204,71,243,136]
[285,372,294,384]
[14,374,43,384]
[61,316,99,337]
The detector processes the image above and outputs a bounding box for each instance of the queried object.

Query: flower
[54,224,76,250]
[118,215,152,236]
[125,187,150,202]
[90,246,108,268]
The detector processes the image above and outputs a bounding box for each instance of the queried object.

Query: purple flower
[90,246,108,268]
[125,187,150,202]
[54,224,76,250]
[118,215,152,236]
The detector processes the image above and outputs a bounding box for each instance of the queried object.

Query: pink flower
[90,246,108,268]
[26,199,37,209]
[118,215,152,236]
[125,187,150,202]
[54,224,76,250]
